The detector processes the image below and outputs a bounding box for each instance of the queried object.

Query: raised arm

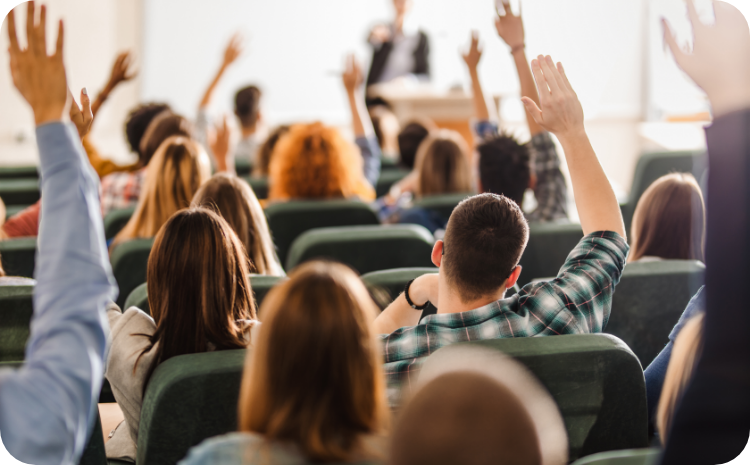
[199,34,243,110]
[0,4,116,464]
[522,56,625,238]
[462,31,491,121]
[91,51,137,117]
[496,1,542,136]
[343,54,381,186]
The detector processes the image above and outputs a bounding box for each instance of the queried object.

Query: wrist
[510,44,525,56]
[556,127,589,148]
[34,106,66,126]
[410,275,432,306]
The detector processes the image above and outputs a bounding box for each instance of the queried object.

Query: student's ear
[505,265,522,289]
[431,240,443,267]
[529,173,537,190]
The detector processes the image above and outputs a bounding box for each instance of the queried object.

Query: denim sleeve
[356,135,382,187]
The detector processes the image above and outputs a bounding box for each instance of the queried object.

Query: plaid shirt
[100,169,146,216]
[474,121,568,222]
[380,231,629,392]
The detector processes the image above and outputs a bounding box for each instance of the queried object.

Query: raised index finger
[26,1,35,52]
[7,9,20,53]
[539,55,562,95]
[530,58,550,99]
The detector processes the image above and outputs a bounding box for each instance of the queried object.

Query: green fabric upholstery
[124,275,286,316]
[137,350,247,465]
[103,207,136,241]
[4,204,29,220]
[243,176,268,200]
[78,413,107,465]
[0,178,41,205]
[0,237,37,278]
[0,166,38,179]
[110,238,155,308]
[411,193,472,219]
[439,334,648,461]
[571,448,661,465]
[265,200,379,266]
[517,222,583,286]
[622,150,706,231]
[234,158,252,176]
[375,169,410,197]
[0,285,34,362]
[286,225,435,274]
[380,157,401,171]
[605,260,705,367]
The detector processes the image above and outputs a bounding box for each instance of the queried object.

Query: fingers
[556,62,574,93]
[662,18,686,64]
[36,4,46,55]
[80,87,92,123]
[685,0,703,31]
[7,9,20,53]
[496,0,506,16]
[503,0,514,17]
[530,58,550,98]
[538,55,561,94]
[55,19,64,59]
[521,97,543,124]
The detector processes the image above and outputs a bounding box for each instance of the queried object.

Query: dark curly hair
[125,103,171,164]
[477,134,531,207]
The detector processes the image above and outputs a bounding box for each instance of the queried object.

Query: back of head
[191,173,283,276]
[143,207,255,380]
[140,113,196,167]
[125,103,171,162]
[630,173,705,262]
[252,125,290,177]
[477,134,530,206]
[268,122,371,200]
[239,261,388,462]
[398,119,434,169]
[234,85,262,129]
[113,137,211,245]
[442,194,529,302]
[414,130,473,197]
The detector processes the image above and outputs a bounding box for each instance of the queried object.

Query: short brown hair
[234,85,262,128]
[238,261,389,462]
[139,112,195,167]
[252,125,290,177]
[442,194,529,302]
[630,173,705,262]
[414,130,473,198]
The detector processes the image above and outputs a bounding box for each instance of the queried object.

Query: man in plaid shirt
[373,52,629,394]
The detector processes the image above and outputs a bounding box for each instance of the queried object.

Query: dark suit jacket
[366,30,430,87]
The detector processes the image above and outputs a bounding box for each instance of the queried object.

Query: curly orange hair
[268,122,375,201]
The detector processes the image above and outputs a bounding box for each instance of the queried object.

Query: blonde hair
[268,122,375,201]
[414,130,473,198]
[238,261,389,462]
[656,312,705,442]
[112,137,211,248]
[192,173,284,276]
[630,173,705,262]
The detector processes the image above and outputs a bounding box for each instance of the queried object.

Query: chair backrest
[0,285,34,362]
[244,176,268,200]
[411,193,472,219]
[110,238,155,308]
[517,222,583,286]
[426,334,648,461]
[103,207,136,240]
[605,259,705,367]
[0,178,40,205]
[0,237,37,278]
[0,166,38,180]
[286,225,435,274]
[123,275,287,316]
[265,199,380,265]
[571,448,661,465]
[78,412,107,465]
[623,150,706,230]
[137,350,247,465]
[375,169,410,197]
[234,158,253,177]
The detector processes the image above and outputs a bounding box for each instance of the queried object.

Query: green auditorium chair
[103,207,136,241]
[375,168,410,197]
[286,224,435,274]
[605,259,705,367]
[124,275,286,315]
[234,157,253,177]
[0,178,41,205]
[78,413,107,465]
[425,334,648,461]
[571,448,661,465]
[136,349,247,465]
[110,238,155,308]
[0,237,37,278]
[265,199,379,266]
[4,204,29,219]
[0,165,38,179]
[243,176,268,200]
[517,222,584,286]
[621,150,706,231]
[411,192,472,219]
[380,157,401,171]
[0,285,34,362]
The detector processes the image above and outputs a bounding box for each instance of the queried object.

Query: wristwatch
[404,278,430,310]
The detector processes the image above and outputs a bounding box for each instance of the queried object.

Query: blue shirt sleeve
[0,122,116,465]
[356,135,382,188]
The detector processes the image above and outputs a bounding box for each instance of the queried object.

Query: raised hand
[663,0,750,118]
[521,55,584,139]
[495,0,525,50]
[68,88,93,139]
[462,31,483,71]
[7,2,69,125]
[342,54,363,95]
[222,33,244,68]
[369,24,392,44]
[210,115,233,173]
[106,51,137,88]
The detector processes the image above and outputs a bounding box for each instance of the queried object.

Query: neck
[437,280,507,315]
[394,15,405,34]
[241,125,257,138]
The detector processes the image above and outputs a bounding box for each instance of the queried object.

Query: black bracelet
[404,278,429,310]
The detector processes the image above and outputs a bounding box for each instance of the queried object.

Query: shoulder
[180,433,262,465]
[109,305,156,335]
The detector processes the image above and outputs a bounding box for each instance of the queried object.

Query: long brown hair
[138,207,257,386]
[268,122,375,201]
[414,130,473,198]
[191,173,284,276]
[252,125,290,177]
[630,173,705,262]
[238,261,389,462]
[112,137,211,248]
